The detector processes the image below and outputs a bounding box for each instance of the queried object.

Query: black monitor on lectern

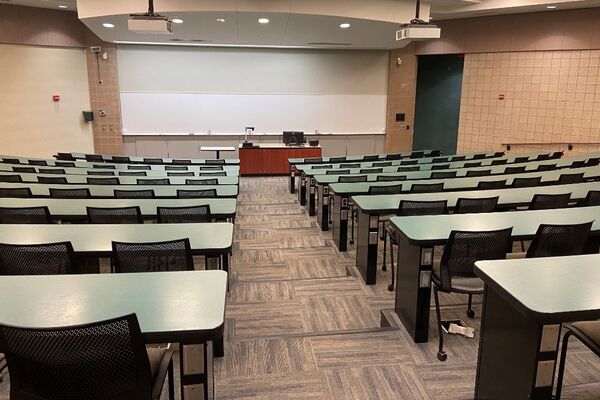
[283,131,305,145]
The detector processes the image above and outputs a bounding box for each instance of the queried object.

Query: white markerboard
[120,92,387,135]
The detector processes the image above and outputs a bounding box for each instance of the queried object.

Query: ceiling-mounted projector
[128,0,173,34]
[396,24,441,41]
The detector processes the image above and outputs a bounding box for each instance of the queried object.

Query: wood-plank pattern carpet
[0,176,598,399]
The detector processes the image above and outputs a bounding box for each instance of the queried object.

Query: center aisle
[215,177,479,400]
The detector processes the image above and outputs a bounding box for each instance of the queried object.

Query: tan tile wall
[84,30,124,155]
[385,44,417,153]
[458,50,600,156]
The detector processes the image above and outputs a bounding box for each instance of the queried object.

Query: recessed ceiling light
[339,23,351,29]
[172,18,183,24]
[216,18,226,22]
[546,5,557,8]
[102,23,115,28]
[258,18,270,24]
[58,5,67,8]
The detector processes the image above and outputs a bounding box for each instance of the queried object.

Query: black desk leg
[332,194,349,252]
[475,287,560,400]
[307,177,316,216]
[180,341,215,399]
[356,210,379,285]
[215,150,221,159]
[317,185,330,231]
[289,166,296,194]
[299,173,307,205]
[394,235,433,343]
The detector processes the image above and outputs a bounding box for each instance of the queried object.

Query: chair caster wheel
[437,351,447,362]
[382,265,387,271]
[387,284,394,292]
[467,309,475,319]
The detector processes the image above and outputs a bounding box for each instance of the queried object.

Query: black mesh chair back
[363,155,379,161]
[372,161,392,167]
[28,160,48,166]
[400,160,418,166]
[397,166,419,172]
[536,154,550,161]
[114,189,155,199]
[586,158,600,167]
[38,176,68,184]
[512,176,541,188]
[430,150,442,157]
[186,179,218,185]
[87,171,115,176]
[143,158,162,165]
[87,177,120,185]
[514,156,529,163]
[0,314,154,400]
[360,168,383,174]
[410,151,425,159]
[119,171,147,176]
[12,167,36,173]
[339,175,367,183]
[340,163,361,169]
[37,169,64,177]
[377,175,406,182]
[85,154,104,162]
[477,180,506,190]
[112,156,131,164]
[473,154,486,160]
[172,159,192,165]
[165,166,188,171]
[369,184,403,194]
[0,206,52,224]
[157,205,211,224]
[198,166,223,171]
[0,188,32,198]
[464,162,482,168]
[437,228,513,292]
[431,164,450,170]
[49,188,91,198]
[177,189,217,198]
[504,166,525,174]
[570,160,586,168]
[312,165,333,170]
[466,169,491,177]
[454,196,499,214]
[326,169,350,175]
[329,157,346,163]
[530,193,571,210]
[584,191,600,206]
[55,161,75,167]
[385,154,403,160]
[398,200,447,216]
[0,241,77,275]
[431,171,456,179]
[128,165,151,170]
[558,173,584,184]
[526,222,593,258]
[2,158,20,165]
[92,164,115,169]
[87,206,143,224]
[432,157,449,163]
[305,158,322,163]
[411,183,444,193]
[167,172,195,177]
[549,151,564,159]
[491,159,508,165]
[206,159,226,165]
[493,151,505,157]
[200,172,226,176]
[113,239,194,272]
[0,175,22,183]
[536,164,557,171]
[136,178,169,185]
[451,156,466,162]
[56,153,76,161]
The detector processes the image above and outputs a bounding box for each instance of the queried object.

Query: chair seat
[147,347,174,400]
[432,261,484,293]
[567,321,600,357]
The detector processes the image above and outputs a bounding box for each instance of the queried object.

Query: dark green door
[413,54,464,155]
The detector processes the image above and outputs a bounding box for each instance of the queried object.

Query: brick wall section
[84,29,124,155]
[458,50,600,156]
[385,43,417,153]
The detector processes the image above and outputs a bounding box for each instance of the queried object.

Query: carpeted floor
[0,176,598,399]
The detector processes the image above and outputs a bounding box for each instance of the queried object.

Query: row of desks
[54,152,240,165]
[0,163,240,176]
[0,172,239,185]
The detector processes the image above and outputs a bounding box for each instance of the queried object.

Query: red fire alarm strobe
[52,95,60,102]
[498,93,505,100]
